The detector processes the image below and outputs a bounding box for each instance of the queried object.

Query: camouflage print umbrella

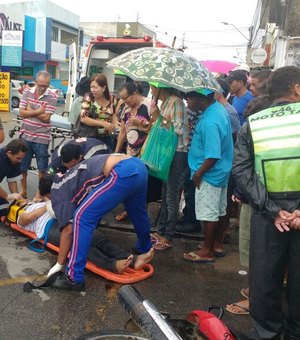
[107,47,221,93]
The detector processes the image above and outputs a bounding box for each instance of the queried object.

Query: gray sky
[51,0,258,63]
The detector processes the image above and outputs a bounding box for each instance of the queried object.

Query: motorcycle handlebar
[117,285,182,340]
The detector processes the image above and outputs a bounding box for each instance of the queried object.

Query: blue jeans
[20,139,49,172]
[67,157,152,283]
[158,151,188,240]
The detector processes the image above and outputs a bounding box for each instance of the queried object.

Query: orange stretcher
[4,220,154,284]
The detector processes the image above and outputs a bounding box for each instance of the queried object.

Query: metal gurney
[9,109,73,152]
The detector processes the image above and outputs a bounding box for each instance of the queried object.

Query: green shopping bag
[140,116,178,181]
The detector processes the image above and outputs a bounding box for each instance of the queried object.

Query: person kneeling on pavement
[0,139,27,216]
[15,176,153,276]
[47,142,153,274]
[47,153,153,290]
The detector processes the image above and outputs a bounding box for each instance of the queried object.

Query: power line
[145,23,250,34]
[182,41,248,47]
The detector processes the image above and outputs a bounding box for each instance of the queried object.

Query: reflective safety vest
[248,102,300,198]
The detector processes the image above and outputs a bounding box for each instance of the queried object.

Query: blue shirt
[188,101,233,187]
[232,90,253,125]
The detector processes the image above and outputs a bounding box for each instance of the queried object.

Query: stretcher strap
[28,219,56,253]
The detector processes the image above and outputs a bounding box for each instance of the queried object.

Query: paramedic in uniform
[233,66,300,340]
[47,137,110,174]
[49,153,152,290]
[0,139,27,216]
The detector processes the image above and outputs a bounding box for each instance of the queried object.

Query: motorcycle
[77,285,239,340]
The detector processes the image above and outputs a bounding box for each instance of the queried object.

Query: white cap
[234,63,250,73]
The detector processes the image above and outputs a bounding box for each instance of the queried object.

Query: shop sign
[1,30,23,67]
[0,13,22,38]
[0,72,10,112]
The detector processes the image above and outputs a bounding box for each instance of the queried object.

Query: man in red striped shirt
[19,71,57,199]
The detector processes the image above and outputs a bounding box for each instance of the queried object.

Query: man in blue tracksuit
[49,153,152,290]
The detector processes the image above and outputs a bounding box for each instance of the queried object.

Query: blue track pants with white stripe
[67,157,152,283]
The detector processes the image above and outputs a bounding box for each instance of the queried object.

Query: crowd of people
[0,64,300,339]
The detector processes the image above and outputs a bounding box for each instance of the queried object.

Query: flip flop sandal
[153,241,173,251]
[150,233,158,240]
[197,246,225,257]
[115,211,128,222]
[151,238,159,246]
[150,234,159,245]
[150,232,161,239]
[241,288,249,299]
[183,251,215,263]
[226,302,249,315]
[214,251,226,257]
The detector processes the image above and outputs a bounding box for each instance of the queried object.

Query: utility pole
[171,36,177,48]
[221,22,250,42]
[178,32,187,51]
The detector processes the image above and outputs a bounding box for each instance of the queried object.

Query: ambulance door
[65,42,77,114]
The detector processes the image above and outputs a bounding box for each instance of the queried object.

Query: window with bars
[52,26,59,42]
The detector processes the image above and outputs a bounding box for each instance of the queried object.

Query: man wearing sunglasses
[18,71,58,200]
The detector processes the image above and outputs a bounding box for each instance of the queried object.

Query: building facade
[0,0,80,91]
[248,0,300,69]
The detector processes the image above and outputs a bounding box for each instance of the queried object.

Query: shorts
[20,139,49,172]
[195,180,227,222]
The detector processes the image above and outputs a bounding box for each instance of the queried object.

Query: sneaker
[51,272,85,291]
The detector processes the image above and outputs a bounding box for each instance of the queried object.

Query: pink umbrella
[201,60,238,75]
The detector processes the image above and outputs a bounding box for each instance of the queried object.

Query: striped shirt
[160,95,189,152]
[19,87,57,144]
[186,108,201,148]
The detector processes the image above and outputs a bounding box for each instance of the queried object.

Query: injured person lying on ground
[9,175,154,275]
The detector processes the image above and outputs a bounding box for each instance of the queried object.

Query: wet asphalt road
[0,219,252,339]
[0,110,252,339]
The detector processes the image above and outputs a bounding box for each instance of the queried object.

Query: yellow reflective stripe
[263,158,300,193]
[254,138,300,152]
[252,125,300,141]
[250,113,300,131]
